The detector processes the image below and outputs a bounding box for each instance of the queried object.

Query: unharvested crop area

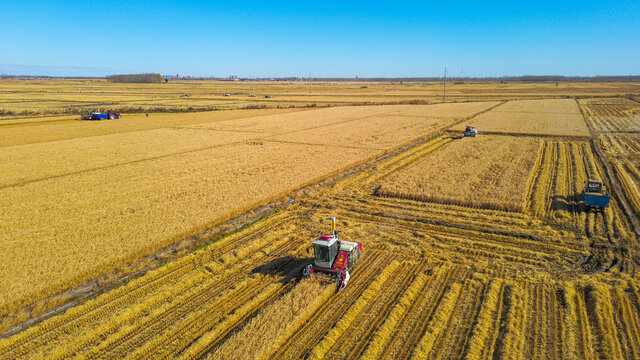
[0,108,302,147]
[1,79,639,118]
[378,135,542,212]
[2,83,640,359]
[456,99,590,137]
[0,101,497,330]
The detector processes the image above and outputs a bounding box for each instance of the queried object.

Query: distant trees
[106,73,163,83]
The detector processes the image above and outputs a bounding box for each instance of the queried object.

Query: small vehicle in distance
[464,125,478,137]
[81,110,122,120]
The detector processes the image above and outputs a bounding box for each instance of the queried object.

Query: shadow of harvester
[252,256,313,283]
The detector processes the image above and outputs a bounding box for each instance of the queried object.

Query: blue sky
[1,1,639,77]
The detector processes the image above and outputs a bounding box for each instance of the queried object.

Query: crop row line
[396,266,464,360]
[338,259,429,359]
[321,262,411,359]
[120,241,304,359]
[59,238,302,359]
[271,250,389,359]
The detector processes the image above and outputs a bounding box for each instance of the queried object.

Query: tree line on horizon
[1,74,639,83]
[105,74,163,83]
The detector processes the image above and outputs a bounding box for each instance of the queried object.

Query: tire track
[330,260,428,359]
[394,266,465,360]
[269,250,390,359]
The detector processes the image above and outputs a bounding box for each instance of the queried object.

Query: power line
[443,67,448,101]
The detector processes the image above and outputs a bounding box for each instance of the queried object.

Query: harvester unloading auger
[303,217,362,292]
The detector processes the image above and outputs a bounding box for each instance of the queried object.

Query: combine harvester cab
[106,110,122,119]
[582,179,610,211]
[303,217,362,292]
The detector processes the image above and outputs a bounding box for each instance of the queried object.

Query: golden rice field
[378,135,542,212]
[0,108,302,147]
[1,79,640,117]
[0,101,497,332]
[2,83,640,359]
[454,99,590,137]
[581,98,640,224]
[578,97,640,132]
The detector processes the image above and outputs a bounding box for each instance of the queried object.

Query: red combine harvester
[303,217,362,291]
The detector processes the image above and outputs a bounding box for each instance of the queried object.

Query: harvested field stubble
[579,97,640,132]
[203,279,334,360]
[4,79,637,118]
[2,97,640,359]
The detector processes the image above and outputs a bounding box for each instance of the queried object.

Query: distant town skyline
[1,1,639,77]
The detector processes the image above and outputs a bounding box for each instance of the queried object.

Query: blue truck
[583,179,610,210]
[81,110,121,120]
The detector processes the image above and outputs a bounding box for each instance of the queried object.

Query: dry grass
[579,97,640,132]
[465,280,504,359]
[379,135,543,212]
[0,141,375,315]
[0,108,303,147]
[0,101,500,316]
[0,103,498,188]
[411,282,463,360]
[596,134,640,219]
[2,93,640,359]
[455,99,590,136]
[269,102,499,149]
[0,101,504,325]
[2,79,638,118]
[206,279,334,360]
[360,273,429,359]
[309,261,401,360]
[0,128,263,187]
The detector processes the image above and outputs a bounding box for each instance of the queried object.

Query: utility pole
[443,67,447,101]
[309,72,312,93]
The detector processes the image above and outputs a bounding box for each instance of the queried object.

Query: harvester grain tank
[582,179,610,210]
[303,217,362,292]
[463,125,477,137]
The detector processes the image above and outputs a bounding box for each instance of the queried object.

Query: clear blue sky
[1,1,639,77]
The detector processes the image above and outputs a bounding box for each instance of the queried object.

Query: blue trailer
[583,179,610,210]
[81,110,121,120]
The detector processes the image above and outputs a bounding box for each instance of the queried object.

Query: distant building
[219,76,239,82]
